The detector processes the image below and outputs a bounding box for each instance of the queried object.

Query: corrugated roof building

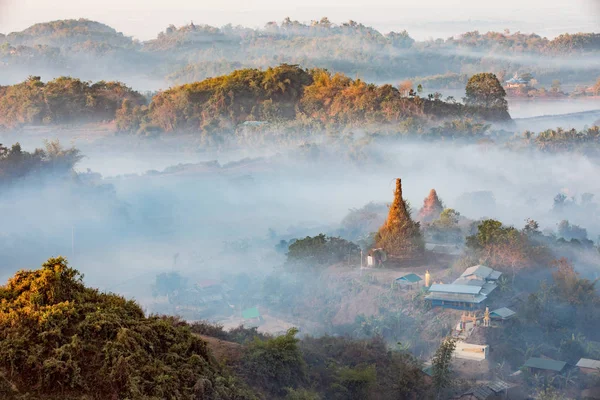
[523,357,567,373]
[426,265,501,309]
[490,307,516,320]
[577,358,600,374]
[396,273,422,284]
[454,380,512,400]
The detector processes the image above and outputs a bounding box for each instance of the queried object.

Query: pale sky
[0,0,598,40]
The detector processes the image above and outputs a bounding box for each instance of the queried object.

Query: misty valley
[2,13,600,400]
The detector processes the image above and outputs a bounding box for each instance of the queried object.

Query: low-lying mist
[2,130,600,303]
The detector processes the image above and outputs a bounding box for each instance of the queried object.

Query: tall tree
[465,73,510,120]
[432,337,456,397]
[374,178,424,262]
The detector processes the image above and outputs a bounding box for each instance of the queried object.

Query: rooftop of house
[456,380,511,400]
[426,292,488,304]
[196,279,221,289]
[396,273,422,284]
[490,307,516,320]
[426,265,501,303]
[506,77,528,84]
[523,357,567,372]
[460,265,501,281]
[577,358,600,370]
[428,284,482,295]
[242,307,261,320]
[241,121,268,126]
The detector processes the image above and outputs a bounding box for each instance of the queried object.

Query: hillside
[1,18,599,88]
[0,257,256,399]
[0,257,432,399]
[0,19,135,48]
[0,65,511,134]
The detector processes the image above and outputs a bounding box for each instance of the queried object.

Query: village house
[395,273,422,289]
[576,358,600,375]
[425,265,501,309]
[505,76,528,89]
[523,357,567,378]
[489,307,516,321]
[453,379,513,400]
[242,307,263,328]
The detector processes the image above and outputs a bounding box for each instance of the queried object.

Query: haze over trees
[2,18,600,89]
[0,76,145,129]
[0,257,255,399]
[0,64,514,139]
[0,258,433,399]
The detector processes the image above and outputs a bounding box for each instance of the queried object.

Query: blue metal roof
[396,273,422,283]
[425,292,487,303]
[490,307,516,319]
[428,284,482,295]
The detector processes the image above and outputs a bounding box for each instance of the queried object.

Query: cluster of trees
[0,76,145,129]
[0,257,256,399]
[492,258,600,374]
[193,322,429,399]
[0,257,433,399]
[286,234,360,267]
[517,126,600,156]
[150,66,509,134]
[446,31,600,54]
[0,140,82,185]
[466,219,550,281]
[0,66,511,135]
[0,19,135,48]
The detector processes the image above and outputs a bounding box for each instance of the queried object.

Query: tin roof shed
[523,357,567,372]
[242,307,261,320]
[396,273,422,284]
[490,307,516,320]
[428,284,482,295]
[577,358,600,370]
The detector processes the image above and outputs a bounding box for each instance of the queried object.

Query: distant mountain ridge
[0,18,135,48]
[0,17,599,90]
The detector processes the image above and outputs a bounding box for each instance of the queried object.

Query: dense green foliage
[286,234,360,266]
[0,257,254,399]
[140,65,508,135]
[241,328,307,396]
[465,73,510,120]
[491,258,600,377]
[0,65,510,135]
[466,219,550,273]
[0,140,82,185]
[298,335,426,399]
[431,337,456,394]
[0,76,145,129]
[517,126,600,156]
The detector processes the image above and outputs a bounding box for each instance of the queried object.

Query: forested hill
[1,18,599,88]
[0,66,511,133]
[0,19,136,48]
[0,257,429,399]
